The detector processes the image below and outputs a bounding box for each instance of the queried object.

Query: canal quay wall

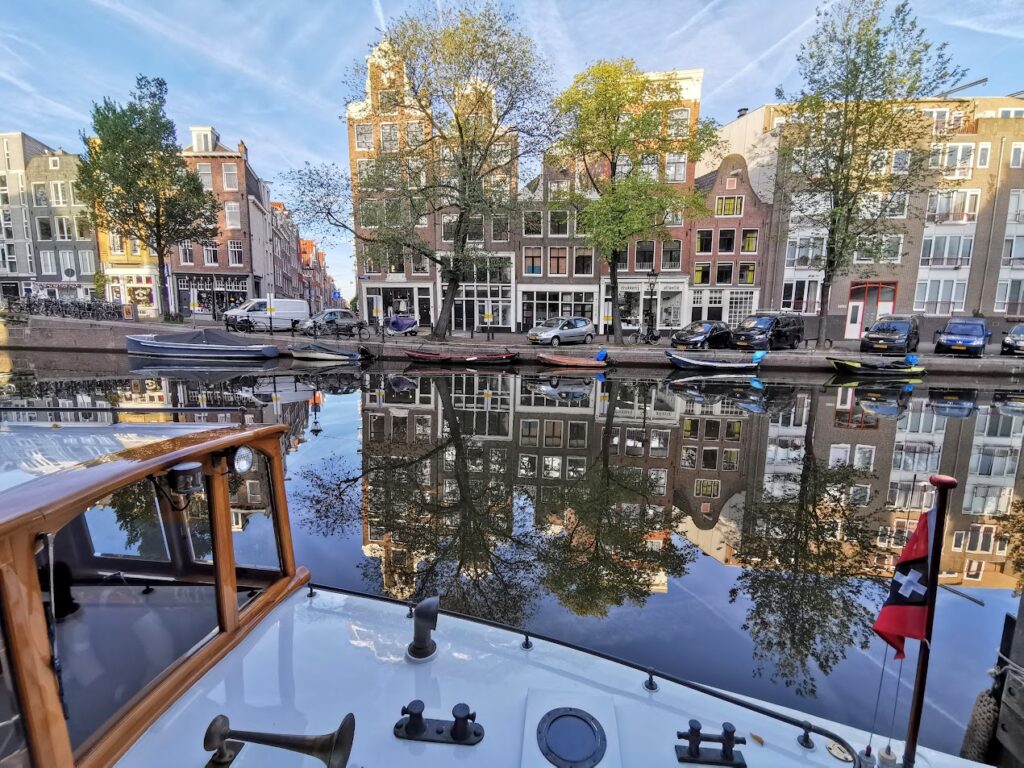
[3,315,1024,378]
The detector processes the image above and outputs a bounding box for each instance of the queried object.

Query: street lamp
[646,269,659,335]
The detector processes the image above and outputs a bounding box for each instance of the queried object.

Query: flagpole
[902,473,957,768]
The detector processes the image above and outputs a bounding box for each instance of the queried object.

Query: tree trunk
[609,253,624,345]
[154,243,170,321]
[814,277,831,350]
[431,275,459,340]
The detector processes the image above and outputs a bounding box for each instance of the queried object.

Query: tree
[77,76,220,319]
[285,2,557,339]
[776,0,965,347]
[550,59,720,343]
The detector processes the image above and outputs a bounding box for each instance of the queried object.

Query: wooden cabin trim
[76,567,310,768]
[255,434,296,577]
[208,455,240,634]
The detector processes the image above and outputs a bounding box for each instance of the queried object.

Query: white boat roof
[117,588,978,767]
[0,422,221,494]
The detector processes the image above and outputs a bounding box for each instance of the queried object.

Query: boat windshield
[945,323,985,336]
[540,318,564,328]
[739,316,772,330]
[870,320,910,333]
[683,322,713,333]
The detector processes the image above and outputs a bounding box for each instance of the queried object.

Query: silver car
[527,316,596,347]
[300,308,360,335]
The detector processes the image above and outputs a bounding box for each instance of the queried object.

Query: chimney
[238,140,247,158]
[737,107,749,118]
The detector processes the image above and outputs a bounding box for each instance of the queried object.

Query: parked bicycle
[628,325,662,345]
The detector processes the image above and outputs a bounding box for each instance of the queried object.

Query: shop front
[175,274,251,319]
[33,281,90,300]
[444,284,513,332]
[600,279,687,335]
[518,289,596,332]
[690,288,758,326]
[1,281,22,299]
[106,269,160,318]
[362,285,434,327]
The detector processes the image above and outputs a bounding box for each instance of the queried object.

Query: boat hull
[536,353,607,368]
[665,351,759,372]
[288,343,362,363]
[826,357,926,376]
[404,351,519,365]
[126,334,278,360]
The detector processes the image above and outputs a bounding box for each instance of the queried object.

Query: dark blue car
[933,318,991,358]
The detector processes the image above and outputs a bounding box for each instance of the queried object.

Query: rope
[886,657,905,750]
[995,652,1024,679]
[866,646,889,753]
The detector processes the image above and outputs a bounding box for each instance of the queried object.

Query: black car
[671,320,731,349]
[730,312,804,350]
[1002,324,1024,355]
[859,314,920,353]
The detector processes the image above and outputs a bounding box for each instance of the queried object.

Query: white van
[225,298,310,330]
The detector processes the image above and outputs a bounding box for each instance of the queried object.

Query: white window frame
[203,244,218,266]
[228,240,244,266]
[547,246,568,277]
[380,123,399,152]
[522,211,543,238]
[39,250,55,274]
[196,162,213,191]
[35,217,52,241]
[573,247,593,277]
[491,214,510,242]
[715,195,744,217]
[1012,143,1024,169]
[977,142,991,169]
[666,152,687,182]
[179,241,194,265]
[522,246,543,277]
[48,156,59,170]
[78,250,95,275]
[661,239,681,271]
[222,163,238,191]
[354,124,373,151]
[548,210,569,237]
[224,202,241,230]
[54,216,72,241]
[50,181,67,206]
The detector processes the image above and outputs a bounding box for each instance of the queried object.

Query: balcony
[914,300,963,315]
[781,299,820,314]
[921,255,970,269]
[785,255,823,269]
[927,211,977,224]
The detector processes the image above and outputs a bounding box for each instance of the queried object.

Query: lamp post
[646,269,659,338]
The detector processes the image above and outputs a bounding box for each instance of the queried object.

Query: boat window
[0,595,29,765]
[39,476,221,750]
[229,452,283,610]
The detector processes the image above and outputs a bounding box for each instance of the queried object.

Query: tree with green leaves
[285,2,557,339]
[550,59,720,344]
[776,0,965,347]
[77,76,220,319]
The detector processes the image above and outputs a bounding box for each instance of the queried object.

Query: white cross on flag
[873,508,934,659]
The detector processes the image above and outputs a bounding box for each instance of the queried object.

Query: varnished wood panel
[254,435,296,577]
[208,456,239,634]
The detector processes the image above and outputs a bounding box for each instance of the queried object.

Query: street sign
[332,290,341,300]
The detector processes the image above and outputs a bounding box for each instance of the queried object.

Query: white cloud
[0,70,89,123]
[372,0,387,31]
[922,0,1024,42]
[667,0,728,40]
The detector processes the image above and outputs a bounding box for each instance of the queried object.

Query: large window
[782,279,819,313]
[222,163,238,191]
[548,247,568,276]
[696,229,712,254]
[523,246,543,276]
[523,211,543,237]
[666,153,687,182]
[926,190,979,223]
[921,235,972,267]
[718,229,735,254]
[635,241,654,271]
[928,143,974,178]
[914,279,966,314]
[694,263,710,285]
[224,202,241,230]
[381,123,399,152]
[786,236,825,267]
[573,247,593,276]
[179,241,194,265]
[355,124,373,151]
[492,214,510,242]
[549,211,569,236]
[716,263,733,285]
[228,240,243,266]
[741,229,758,253]
[36,217,53,240]
[662,240,681,270]
[196,162,213,190]
[715,196,743,216]
[203,244,218,266]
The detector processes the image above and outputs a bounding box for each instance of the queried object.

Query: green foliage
[76,75,220,317]
[776,0,965,345]
[1003,497,1024,596]
[92,265,108,297]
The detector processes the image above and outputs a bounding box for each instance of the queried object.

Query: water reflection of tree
[538,381,695,617]
[108,480,167,560]
[729,389,882,697]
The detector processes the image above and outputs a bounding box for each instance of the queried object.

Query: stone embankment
[2,315,1024,377]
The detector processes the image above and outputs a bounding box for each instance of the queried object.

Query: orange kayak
[536,353,607,368]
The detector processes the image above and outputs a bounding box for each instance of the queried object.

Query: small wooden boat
[826,354,926,376]
[665,349,766,371]
[536,350,609,368]
[288,342,370,363]
[404,350,518,365]
[126,328,278,359]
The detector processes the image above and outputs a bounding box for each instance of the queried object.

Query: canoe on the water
[404,350,519,365]
[665,350,766,371]
[826,357,926,376]
[536,353,607,368]
[289,343,367,362]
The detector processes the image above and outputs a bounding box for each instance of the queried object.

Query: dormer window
[192,130,213,152]
[48,156,60,170]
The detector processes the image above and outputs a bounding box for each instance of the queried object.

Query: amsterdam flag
[872,507,935,659]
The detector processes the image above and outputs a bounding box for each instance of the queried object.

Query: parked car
[730,312,804,350]
[933,317,991,357]
[859,314,920,353]
[300,308,361,335]
[1001,324,1024,355]
[224,298,310,329]
[671,320,731,349]
[527,316,595,347]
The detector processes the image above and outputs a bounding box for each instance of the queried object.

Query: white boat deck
[117,588,979,767]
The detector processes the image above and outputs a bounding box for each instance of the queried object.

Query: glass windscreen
[229,452,283,609]
[39,476,220,750]
[945,323,984,336]
[682,322,712,333]
[0,597,29,766]
[870,320,910,333]
[739,316,772,330]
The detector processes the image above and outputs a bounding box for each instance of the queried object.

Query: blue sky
[3,0,1023,297]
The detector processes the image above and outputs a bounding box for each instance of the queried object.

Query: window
[740,229,758,253]
[222,163,238,191]
[381,123,399,152]
[704,420,721,440]
[977,143,990,168]
[665,209,683,226]
[467,215,483,241]
[701,448,718,470]
[716,263,733,285]
[668,107,690,137]
[492,214,509,241]
[964,484,1013,516]
[696,230,713,254]
[406,121,424,147]
[966,524,995,553]
[718,229,735,253]
[549,247,568,276]
[964,559,984,581]
[623,428,645,456]
[850,486,871,507]
[785,236,825,267]
[228,240,243,266]
[50,181,67,206]
[40,250,55,274]
[48,155,60,169]
[920,235,972,267]
[855,234,904,264]
[854,444,875,471]
[224,202,241,229]
[379,89,399,113]
[694,479,720,498]
[738,262,756,285]
[441,214,458,242]
[715,196,743,216]
[192,129,212,151]
[32,182,47,206]
[197,162,213,190]
[36,217,52,240]
[639,154,659,179]
[926,189,980,223]
[355,124,373,151]
[544,420,564,448]
[914,279,967,313]
[666,152,687,182]
[550,210,569,236]
[54,216,72,240]
[1001,109,1024,118]
[203,244,218,265]
[662,240,681,270]
[649,429,670,458]
[929,142,974,177]
[109,232,123,253]
[782,279,820,313]
[694,263,710,285]
[179,241,194,265]
[1011,143,1023,169]
[829,444,851,466]
[548,179,569,197]
[542,456,562,480]
[523,246,543,276]
[680,447,697,469]
[574,247,593,276]
[723,449,739,471]
[635,241,654,271]
[74,214,92,240]
[79,250,95,275]
[523,211,542,236]
[892,149,912,174]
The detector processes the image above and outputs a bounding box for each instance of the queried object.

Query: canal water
[2,350,1020,757]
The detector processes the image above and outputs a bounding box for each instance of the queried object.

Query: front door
[417,294,431,326]
[845,301,864,339]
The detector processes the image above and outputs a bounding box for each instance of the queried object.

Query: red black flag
[872,507,934,659]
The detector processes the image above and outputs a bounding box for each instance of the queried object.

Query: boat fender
[960,688,999,762]
[905,354,920,366]
[752,350,767,364]
[595,349,608,362]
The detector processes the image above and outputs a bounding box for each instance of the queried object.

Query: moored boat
[289,342,372,363]
[404,350,518,365]
[0,417,978,767]
[826,354,926,376]
[126,328,278,360]
[665,349,766,371]
[536,349,609,368]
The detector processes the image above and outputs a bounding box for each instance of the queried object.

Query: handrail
[308,581,864,766]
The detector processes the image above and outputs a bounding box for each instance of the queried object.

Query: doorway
[846,282,897,339]
[845,301,863,339]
